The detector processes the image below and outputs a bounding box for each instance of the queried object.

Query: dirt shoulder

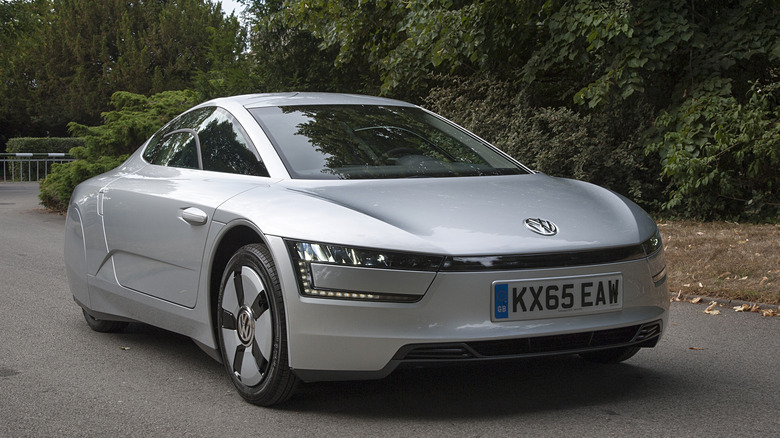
[660,220,779,305]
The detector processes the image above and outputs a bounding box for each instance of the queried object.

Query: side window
[142,107,268,177]
[199,110,269,176]
[142,108,213,168]
[141,129,170,165]
[155,131,200,169]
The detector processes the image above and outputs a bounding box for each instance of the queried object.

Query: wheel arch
[64,203,91,307]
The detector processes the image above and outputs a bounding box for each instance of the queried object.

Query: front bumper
[266,237,669,382]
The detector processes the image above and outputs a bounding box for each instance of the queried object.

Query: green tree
[274,0,547,99]
[0,0,245,138]
[0,0,46,144]
[522,0,780,219]
[242,0,376,94]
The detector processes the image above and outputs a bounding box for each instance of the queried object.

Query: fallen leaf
[739,276,748,280]
[690,297,703,304]
[761,309,777,317]
[759,276,768,285]
[689,347,707,350]
[718,271,732,279]
[734,304,750,312]
[698,282,703,288]
[119,346,131,351]
[750,304,761,312]
[673,290,683,302]
[704,301,721,315]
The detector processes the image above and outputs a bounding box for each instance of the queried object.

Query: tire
[82,309,129,333]
[579,345,641,364]
[217,243,298,406]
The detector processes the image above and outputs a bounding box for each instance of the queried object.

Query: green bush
[67,89,202,159]
[5,137,84,154]
[647,80,780,221]
[39,156,126,212]
[425,75,663,209]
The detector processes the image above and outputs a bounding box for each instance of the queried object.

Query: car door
[101,106,268,308]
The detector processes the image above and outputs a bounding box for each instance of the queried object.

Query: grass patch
[661,221,779,305]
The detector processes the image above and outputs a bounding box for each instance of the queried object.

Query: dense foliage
[0,0,245,140]
[242,0,378,94]
[425,75,663,208]
[520,0,780,219]
[5,137,84,154]
[2,0,778,220]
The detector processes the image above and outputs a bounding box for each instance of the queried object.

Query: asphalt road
[1,182,779,437]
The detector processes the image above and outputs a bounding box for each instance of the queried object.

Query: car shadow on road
[76,320,225,375]
[82,319,688,418]
[280,355,684,418]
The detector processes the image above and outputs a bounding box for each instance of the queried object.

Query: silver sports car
[65,93,668,406]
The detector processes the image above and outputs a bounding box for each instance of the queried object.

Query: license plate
[492,273,623,321]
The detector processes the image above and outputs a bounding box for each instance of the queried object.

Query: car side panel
[100,166,261,308]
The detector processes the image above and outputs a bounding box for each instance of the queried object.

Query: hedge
[5,137,85,154]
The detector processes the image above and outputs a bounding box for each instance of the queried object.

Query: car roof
[205,92,416,109]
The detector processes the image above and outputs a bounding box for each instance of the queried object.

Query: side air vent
[633,322,661,342]
[399,345,475,360]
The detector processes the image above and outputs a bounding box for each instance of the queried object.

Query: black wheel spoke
[250,290,268,317]
[233,270,245,305]
[221,309,236,330]
[252,338,269,374]
[232,345,246,376]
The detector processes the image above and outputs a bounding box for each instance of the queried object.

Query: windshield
[250,105,530,179]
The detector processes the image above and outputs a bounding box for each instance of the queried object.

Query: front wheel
[217,243,298,406]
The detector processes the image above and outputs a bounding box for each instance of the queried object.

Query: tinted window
[250,105,528,179]
[143,108,213,167]
[198,110,268,176]
[143,107,268,176]
[160,131,200,169]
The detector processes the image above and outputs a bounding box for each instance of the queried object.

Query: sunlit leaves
[704,301,722,315]
[674,295,778,318]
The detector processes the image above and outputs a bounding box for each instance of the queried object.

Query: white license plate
[492,273,623,321]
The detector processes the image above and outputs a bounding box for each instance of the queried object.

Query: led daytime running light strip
[296,261,419,302]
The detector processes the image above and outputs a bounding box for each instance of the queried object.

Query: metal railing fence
[1,153,76,182]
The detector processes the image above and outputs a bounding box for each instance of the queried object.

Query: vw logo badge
[525,218,558,236]
[236,306,255,347]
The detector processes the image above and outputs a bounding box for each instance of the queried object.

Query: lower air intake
[398,321,662,361]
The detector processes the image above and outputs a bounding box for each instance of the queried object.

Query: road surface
[1,182,778,437]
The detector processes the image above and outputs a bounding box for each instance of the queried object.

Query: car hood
[220,173,656,256]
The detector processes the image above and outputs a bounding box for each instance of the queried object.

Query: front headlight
[641,228,663,257]
[286,240,443,302]
[641,228,667,285]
